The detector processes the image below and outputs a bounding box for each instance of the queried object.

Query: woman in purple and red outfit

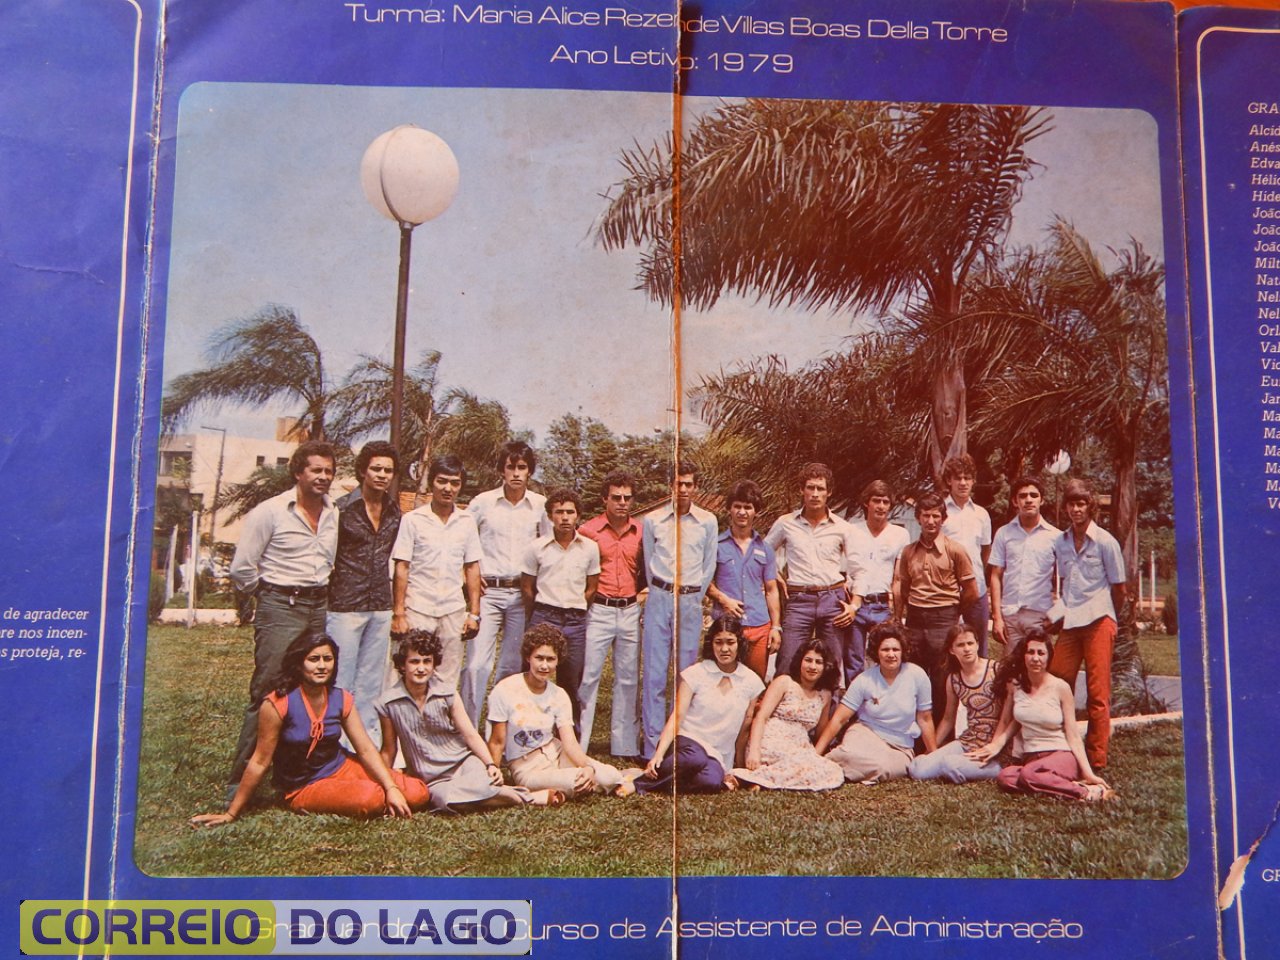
[191,632,429,827]
[969,628,1113,802]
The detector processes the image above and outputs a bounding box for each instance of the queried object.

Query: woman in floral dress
[735,640,844,791]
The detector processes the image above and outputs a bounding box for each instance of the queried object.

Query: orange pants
[740,623,772,681]
[1050,616,1115,769]
[287,757,429,818]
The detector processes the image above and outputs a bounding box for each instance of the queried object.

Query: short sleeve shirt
[679,660,765,766]
[391,506,483,617]
[1054,521,1125,629]
[840,663,932,749]
[522,534,601,610]
[989,516,1060,614]
[895,534,975,609]
[486,673,574,763]
[942,497,992,597]
[711,530,777,627]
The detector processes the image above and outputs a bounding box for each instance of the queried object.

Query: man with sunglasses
[577,471,646,761]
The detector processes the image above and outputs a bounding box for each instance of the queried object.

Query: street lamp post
[360,125,459,456]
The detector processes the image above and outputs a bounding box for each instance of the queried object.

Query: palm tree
[161,304,329,441]
[691,336,922,519]
[599,99,1050,485]
[328,351,516,495]
[969,219,1168,580]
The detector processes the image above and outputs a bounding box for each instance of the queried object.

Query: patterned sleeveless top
[950,661,999,749]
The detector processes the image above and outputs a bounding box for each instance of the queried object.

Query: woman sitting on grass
[190,632,429,827]
[636,617,765,795]
[968,629,1113,802]
[486,623,636,798]
[733,639,843,791]
[378,630,565,811]
[814,621,936,784]
[910,623,1003,783]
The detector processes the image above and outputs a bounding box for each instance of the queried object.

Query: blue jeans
[462,586,527,726]
[228,590,327,786]
[847,601,891,685]
[777,588,843,678]
[641,586,703,756]
[634,735,727,794]
[529,604,588,736]
[326,609,392,747]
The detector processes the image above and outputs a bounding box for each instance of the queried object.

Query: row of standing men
[223,438,1126,796]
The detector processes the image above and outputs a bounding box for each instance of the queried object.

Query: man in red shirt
[577,471,646,761]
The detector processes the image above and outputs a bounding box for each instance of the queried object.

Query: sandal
[528,789,566,807]
[1082,783,1116,802]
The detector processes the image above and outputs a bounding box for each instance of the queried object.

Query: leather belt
[483,576,521,588]
[862,592,891,604]
[786,582,845,595]
[593,595,637,608]
[650,576,701,595]
[259,581,327,599]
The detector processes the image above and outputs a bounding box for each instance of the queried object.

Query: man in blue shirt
[705,480,781,681]
[1051,478,1126,770]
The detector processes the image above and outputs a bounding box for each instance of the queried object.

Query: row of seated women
[191,617,1110,828]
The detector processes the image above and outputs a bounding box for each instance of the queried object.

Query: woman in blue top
[191,632,429,827]
[814,621,936,783]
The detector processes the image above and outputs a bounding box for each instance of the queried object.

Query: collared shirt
[578,513,644,598]
[229,487,338,593]
[328,487,401,612]
[642,502,719,592]
[711,529,777,627]
[523,533,601,610]
[989,515,1060,615]
[942,496,992,598]
[467,486,550,579]
[763,509,861,588]
[392,505,482,617]
[1055,521,1125,629]
[846,520,910,596]
[895,533,975,609]
[680,660,765,766]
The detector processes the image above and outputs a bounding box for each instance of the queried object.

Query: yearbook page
[2,0,1224,957]
[1181,7,1280,959]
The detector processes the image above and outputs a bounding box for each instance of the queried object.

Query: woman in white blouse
[636,617,765,794]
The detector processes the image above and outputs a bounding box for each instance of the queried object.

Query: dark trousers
[847,601,891,685]
[529,604,588,737]
[228,590,327,786]
[905,603,961,722]
[777,589,844,677]
[634,735,727,795]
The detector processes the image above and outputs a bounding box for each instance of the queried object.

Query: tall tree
[162,304,329,441]
[599,99,1050,485]
[968,219,1168,583]
[329,350,518,495]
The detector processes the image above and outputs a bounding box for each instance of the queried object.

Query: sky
[162,84,1165,444]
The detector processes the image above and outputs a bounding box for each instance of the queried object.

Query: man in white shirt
[391,455,482,690]
[763,462,859,678]
[989,475,1060,648]
[941,454,993,655]
[226,440,339,791]
[463,440,550,724]
[846,479,909,685]
[523,487,600,735]
[640,462,719,756]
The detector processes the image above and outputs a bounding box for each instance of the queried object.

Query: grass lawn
[134,624,1187,880]
[1137,632,1181,676]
